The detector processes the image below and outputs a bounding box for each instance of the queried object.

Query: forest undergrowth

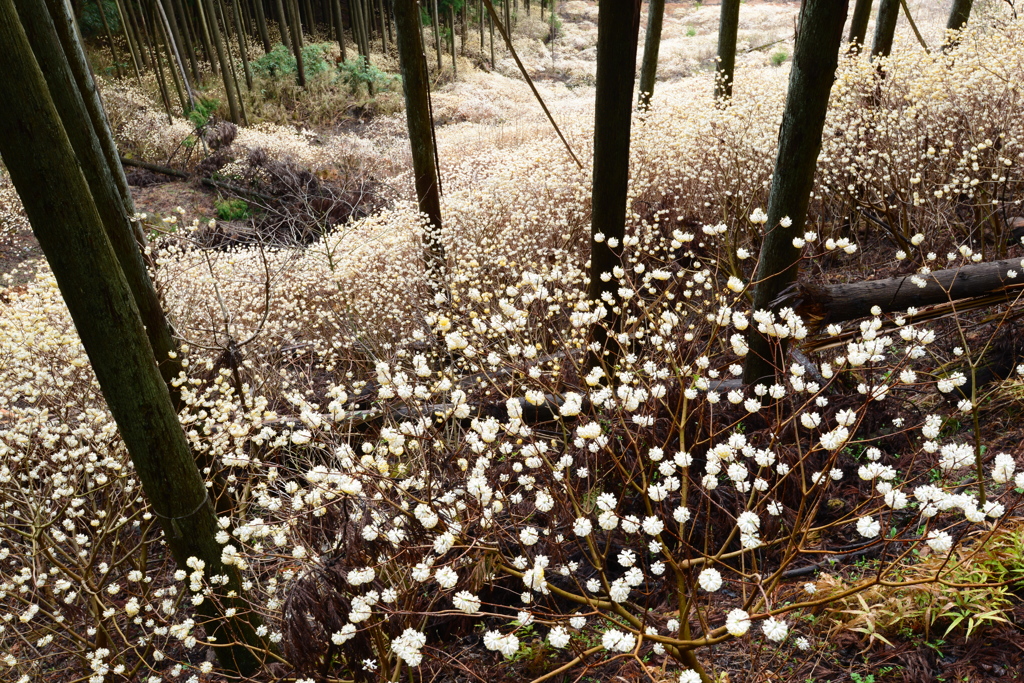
[3,2,1024,682]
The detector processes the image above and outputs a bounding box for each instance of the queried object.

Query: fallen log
[119,156,272,201]
[781,256,1024,331]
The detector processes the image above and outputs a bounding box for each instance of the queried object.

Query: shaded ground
[0,179,219,285]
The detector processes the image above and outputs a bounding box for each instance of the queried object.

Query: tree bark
[332,0,346,60]
[0,1,266,673]
[947,0,973,31]
[32,0,185,407]
[274,0,292,49]
[742,0,849,385]
[637,0,664,108]
[587,0,641,368]
[252,0,273,52]
[94,0,124,77]
[286,0,306,85]
[714,0,740,102]
[231,0,254,89]
[393,0,447,292]
[204,0,242,122]
[871,0,899,59]
[847,0,873,50]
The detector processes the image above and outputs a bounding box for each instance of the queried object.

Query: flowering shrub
[2,9,1024,683]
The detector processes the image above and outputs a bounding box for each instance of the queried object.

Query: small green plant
[187,97,220,129]
[851,674,876,683]
[686,25,697,37]
[215,198,251,221]
[337,56,397,95]
[251,42,333,79]
[771,50,789,66]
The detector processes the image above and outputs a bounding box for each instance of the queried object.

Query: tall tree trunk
[94,0,124,77]
[587,0,641,369]
[393,0,446,294]
[154,0,190,114]
[194,0,220,72]
[275,0,292,49]
[742,0,850,385]
[157,0,196,110]
[432,0,443,70]
[231,0,254,88]
[871,0,899,59]
[122,0,152,67]
[286,0,306,85]
[449,5,456,75]
[847,0,873,50]
[167,0,200,80]
[112,0,144,81]
[947,0,973,31]
[332,0,346,60]
[714,0,740,101]
[944,0,973,50]
[252,0,273,52]
[28,0,185,407]
[143,1,175,120]
[204,0,242,122]
[216,0,249,121]
[637,0,664,108]
[0,0,266,673]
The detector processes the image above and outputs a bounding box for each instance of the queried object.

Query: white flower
[453,591,481,614]
[570,616,587,629]
[391,628,427,667]
[520,527,540,546]
[642,516,665,536]
[609,578,631,602]
[698,567,723,592]
[573,518,593,537]
[332,624,357,645]
[856,516,881,539]
[736,511,760,535]
[679,671,703,683]
[992,453,1016,484]
[762,616,788,642]
[435,566,458,589]
[548,626,571,648]
[926,530,953,555]
[725,609,750,636]
[601,628,636,653]
[483,631,520,658]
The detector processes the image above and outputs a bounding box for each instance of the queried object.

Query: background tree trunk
[0,1,265,672]
[715,0,740,101]
[743,0,850,384]
[947,0,973,31]
[203,0,242,120]
[393,0,447,292]
[871,0,899,59]
[587,0,641,368]
[847,0,873,50]
[287,0,306,85]
[637,0,664,108]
